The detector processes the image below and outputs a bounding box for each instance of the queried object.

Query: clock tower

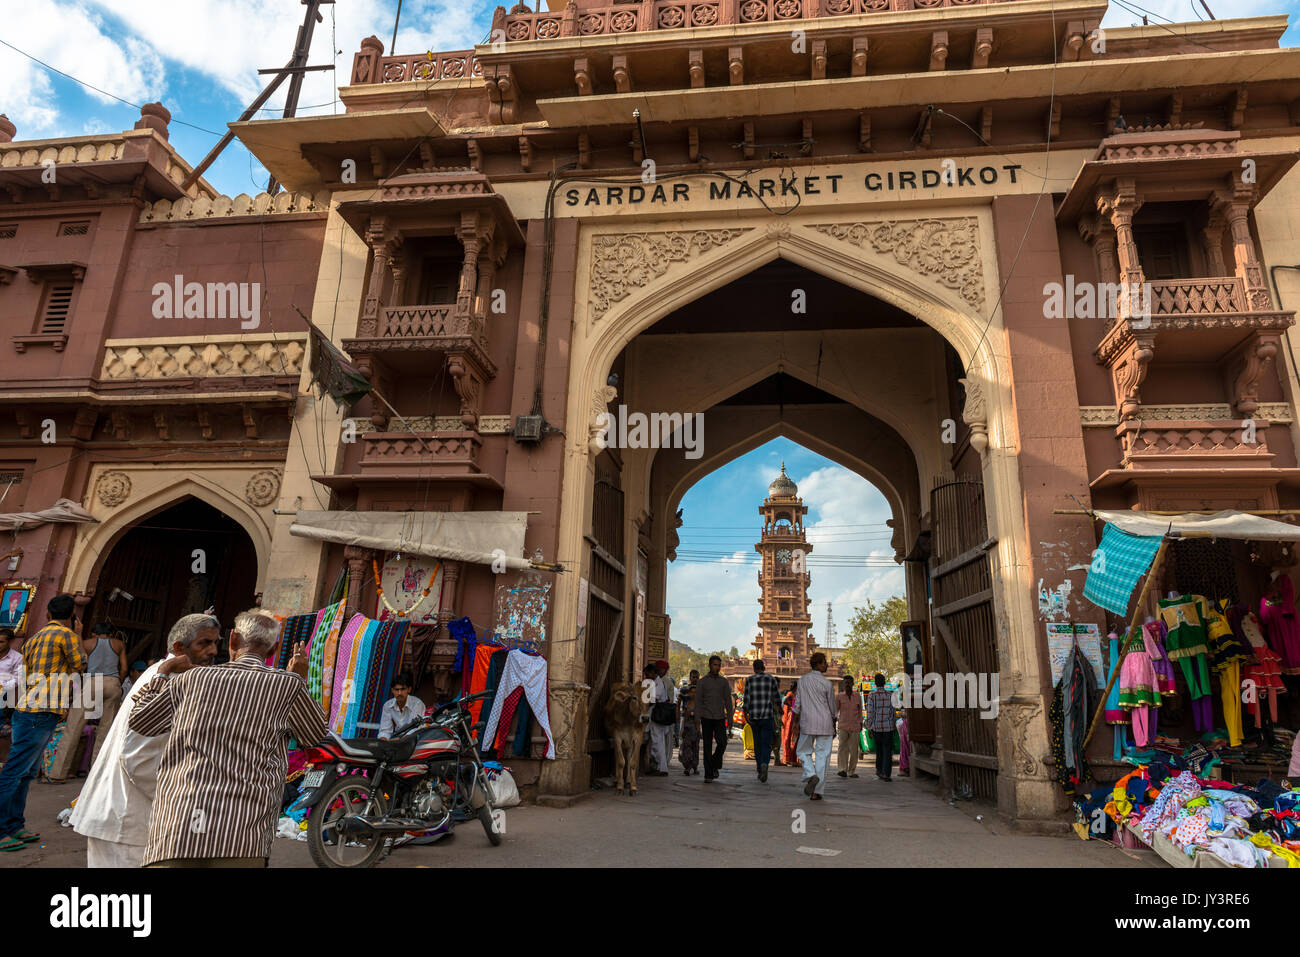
[754,463,814,675]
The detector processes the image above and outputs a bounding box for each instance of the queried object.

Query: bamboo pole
[1080,538,1169,751]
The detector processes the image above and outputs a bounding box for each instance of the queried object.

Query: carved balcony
[1118,420,1275,470]
[1149,277,1246,316]
[350,47,481,85]
[360,431,483,475]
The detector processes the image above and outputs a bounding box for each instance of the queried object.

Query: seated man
[378,674,426,739]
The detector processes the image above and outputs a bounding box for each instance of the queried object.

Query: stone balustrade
[101,335,308,380]
[1149,277,1246,316]
[350,49,481,85]
[360,430,483,473]
[1121,420,1274,468]
[139,190,331,223]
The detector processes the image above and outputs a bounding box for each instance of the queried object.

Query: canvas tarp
[1093,509,1300,542]
[289,510,533,570]
[0,498,98,531]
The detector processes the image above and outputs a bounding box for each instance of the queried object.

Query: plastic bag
[485,768,521,808]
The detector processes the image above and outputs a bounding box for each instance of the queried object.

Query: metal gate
[928,478,1000,802]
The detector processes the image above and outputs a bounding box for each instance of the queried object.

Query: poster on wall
[899,620,930,678]
[492,582,550,650]
[377,556,444,625]
[0,581,36,635]
[1046,622,1104,688]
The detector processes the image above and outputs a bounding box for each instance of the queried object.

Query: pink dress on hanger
[1259,575,1300,675]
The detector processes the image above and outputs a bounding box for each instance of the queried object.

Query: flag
[298,306,373,408]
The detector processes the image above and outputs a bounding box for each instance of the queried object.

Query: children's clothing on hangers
[1259,575,1300,674]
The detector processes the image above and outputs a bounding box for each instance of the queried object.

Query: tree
[667,640,729,682]
[728,646,740,658]
[840,596,908,679]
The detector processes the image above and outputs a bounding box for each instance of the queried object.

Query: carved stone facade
[101,336,307,380]
[588,229,750,322]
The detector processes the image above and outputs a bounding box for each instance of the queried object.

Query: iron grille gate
[928,478,1000,803]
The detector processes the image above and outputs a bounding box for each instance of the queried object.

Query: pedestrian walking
[770,678,784,767]
[780,682,801,766]
[865,673,897,781]
[69,613,221,867]
[743,659,780,782]
[792,653,837,800]
[696,656,734,782]
[128,609,327,867]
[835,675,863,778]
[678,670,701,775]
[0,594,87,852]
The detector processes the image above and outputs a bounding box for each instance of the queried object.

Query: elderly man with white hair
[69,613,221,867]
[129,608,327,868]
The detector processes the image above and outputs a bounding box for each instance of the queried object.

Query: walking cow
[603,682,649,796]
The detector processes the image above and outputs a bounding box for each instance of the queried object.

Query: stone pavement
[4,740,1156,868]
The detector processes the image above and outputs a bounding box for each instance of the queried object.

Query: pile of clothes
[1072,757,1300,867]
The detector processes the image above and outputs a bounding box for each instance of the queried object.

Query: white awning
[1093,509,1300,542]
[289,510,533,569]
[0,498,98,531]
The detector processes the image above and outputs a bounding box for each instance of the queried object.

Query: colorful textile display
[329,614,366,732]
[1049,642,1100,795]
[481,649,556,759]
[1083,523,1163,615]
[358,618,409,734]
[1103,633,1128,761]
[339,618,383,737]
[306,601,344,708]
[276,612,317,671]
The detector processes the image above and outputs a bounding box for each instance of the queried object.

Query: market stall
[1061,509,1300,868]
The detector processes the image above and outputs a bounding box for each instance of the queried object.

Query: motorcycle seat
[328,731,417,762]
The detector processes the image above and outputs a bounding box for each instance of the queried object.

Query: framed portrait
[0,582,36,635]
[899,619,930,676]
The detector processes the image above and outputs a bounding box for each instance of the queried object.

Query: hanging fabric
[481,649,556,759]
[306,600,345,708]
[275,613,316,670]
[1083,523,1164,615]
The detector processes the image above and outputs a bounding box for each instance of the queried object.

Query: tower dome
[768,462,797,497]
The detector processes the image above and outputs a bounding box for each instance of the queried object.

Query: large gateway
[3,0,1300,823]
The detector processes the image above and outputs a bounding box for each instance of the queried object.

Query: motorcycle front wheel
[307,775,389,869]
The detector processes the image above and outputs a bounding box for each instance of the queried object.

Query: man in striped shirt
[129,608,327,867]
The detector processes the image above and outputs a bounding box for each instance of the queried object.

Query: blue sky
[666,438,905,654]
[3,1,1295,197]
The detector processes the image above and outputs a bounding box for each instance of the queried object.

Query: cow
[603,681,649,796]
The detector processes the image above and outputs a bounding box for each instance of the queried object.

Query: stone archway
[65,464,279,598]
[542,213,1045,813]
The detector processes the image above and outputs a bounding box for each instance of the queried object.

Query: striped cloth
[319,608,345,715]
[340,618,382,737]
[276,613,316,671]
[306,601,344,705]
[360,619,410,734]
[1083,522,1163,616]
[329,614,366,732]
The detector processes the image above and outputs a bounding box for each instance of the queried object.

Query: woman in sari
[780,682,801,766]
[677,671,701,775]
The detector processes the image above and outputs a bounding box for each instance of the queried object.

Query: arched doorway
[85,497,258,665]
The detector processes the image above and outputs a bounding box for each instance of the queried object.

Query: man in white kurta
[646,660,677,774]
[68,614,220,867]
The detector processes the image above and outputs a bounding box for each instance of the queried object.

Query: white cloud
[0,0,164,136]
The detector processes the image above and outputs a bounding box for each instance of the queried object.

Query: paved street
[5,742,1155,868]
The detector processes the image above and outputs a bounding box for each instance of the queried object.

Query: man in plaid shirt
[0,593,88,851]
[743,659,781,783]
[865,673,897,781]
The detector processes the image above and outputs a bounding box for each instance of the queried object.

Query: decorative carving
[244,469,282,508]
[1081,403,1295,426]
[851,36,869,75]
[96,471,132,508]
[929,31,948,70]
[688,49,705,89]
[1006,700,1042,777]
[1230,333,1280,417]
[1149,277,1245,315]
[812,218,986,309]
[447,352,486,429]
[728,47,743,85]
[574,57,592,95]
[612,55,631,93]
[811,39,827,80]
[138,190,328,223]
[548,682,589,761]
[588,384,618,455]
[973,27,993,68]
[109,410,132,442]
[589,229,751,322]
[101,336,307,380]
[1121,421,1274,466]
[959,377,988,455]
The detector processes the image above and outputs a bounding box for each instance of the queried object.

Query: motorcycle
[299,690,502,868]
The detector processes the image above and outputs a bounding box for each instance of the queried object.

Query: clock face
[776,548,793,563]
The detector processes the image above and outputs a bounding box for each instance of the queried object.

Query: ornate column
[1202,208,1228,277]
[457,213,482,317]
[1098,180,1145,319]
[1214,184,1273,311]
[959,376,988,456]
[1230,333,1281,418]
[389,243,407,307]
[359,217,392,337]
[343,545,374,619]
